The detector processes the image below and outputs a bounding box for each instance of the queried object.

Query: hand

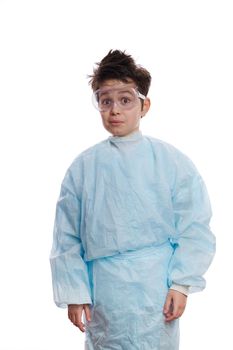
[68,304,91,332]
[163,289,187,322]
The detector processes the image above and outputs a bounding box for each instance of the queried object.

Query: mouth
[109,121,124,125]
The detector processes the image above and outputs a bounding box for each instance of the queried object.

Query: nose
[110,101,121,114]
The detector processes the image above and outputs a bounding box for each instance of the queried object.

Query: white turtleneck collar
[108,130,143,144]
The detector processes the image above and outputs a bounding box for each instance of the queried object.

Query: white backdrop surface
[0,0,232,349]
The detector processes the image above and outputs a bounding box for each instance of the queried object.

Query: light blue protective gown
[50,130,215,350]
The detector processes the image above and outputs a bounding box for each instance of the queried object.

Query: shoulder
[69,139,108,168]
[61,139,108,195]
[143,135,199,174]
[143,134,188,159]
[64,139,111,183]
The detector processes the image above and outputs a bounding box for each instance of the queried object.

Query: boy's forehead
[98,79,136,91]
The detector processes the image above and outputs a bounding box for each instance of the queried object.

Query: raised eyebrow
[118,89,134,95]
[98,92,111,99]
[98,89,134,100]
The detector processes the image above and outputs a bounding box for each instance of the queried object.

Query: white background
[0,0,232,349]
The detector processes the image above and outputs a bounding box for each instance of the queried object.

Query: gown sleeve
[50,169,92,308]
[168,154,216,293]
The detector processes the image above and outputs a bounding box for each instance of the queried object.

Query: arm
[50,169,92,308]
[163,165,215,322]
[168,160,216,294]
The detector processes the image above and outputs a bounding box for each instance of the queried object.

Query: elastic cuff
[170,283,190,296]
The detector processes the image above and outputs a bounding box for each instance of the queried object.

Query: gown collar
[108,130,143,144]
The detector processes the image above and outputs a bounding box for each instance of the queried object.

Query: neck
[112,128,140,138]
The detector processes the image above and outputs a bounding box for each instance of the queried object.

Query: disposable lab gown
[50,130,215,350]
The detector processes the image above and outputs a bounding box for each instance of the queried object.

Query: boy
[50,50,215,349]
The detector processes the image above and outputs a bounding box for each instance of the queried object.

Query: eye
[100,98,112,106]
[121,96,131,105]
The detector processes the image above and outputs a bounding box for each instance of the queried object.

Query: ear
[141,97,151,117]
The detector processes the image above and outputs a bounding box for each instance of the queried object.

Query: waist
[85,240,173,262]
[112,240,172,259]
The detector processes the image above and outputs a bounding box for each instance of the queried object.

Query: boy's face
[95,80,150,137]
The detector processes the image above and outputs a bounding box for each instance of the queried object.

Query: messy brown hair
[89,50,151,96]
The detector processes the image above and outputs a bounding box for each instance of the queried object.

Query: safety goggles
[92,86,146,112]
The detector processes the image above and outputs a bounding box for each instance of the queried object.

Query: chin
[112,129,127,135]
[108,128,125,136]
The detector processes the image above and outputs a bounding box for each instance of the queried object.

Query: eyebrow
[98,89,134,97]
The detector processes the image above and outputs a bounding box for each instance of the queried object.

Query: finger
[68,310,78,327]
[165,304,185,322]
[165,314,176,322]
[68,309,76,325]
[68,306,85,332]
[163,294,173,315]
[172,296,187,318]
[83,304,91,322]
[174,304,185,318]
[76,306,86,332]
[171,299,180,319]
[75,316,85,332]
